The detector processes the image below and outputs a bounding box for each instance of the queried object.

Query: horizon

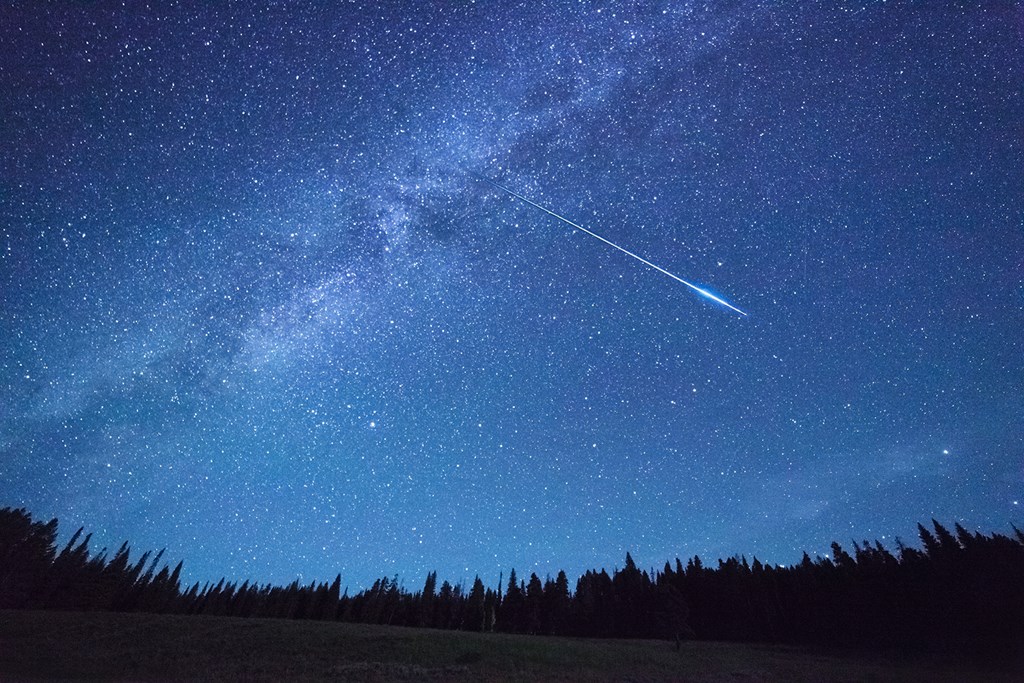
[17,505,1021,593]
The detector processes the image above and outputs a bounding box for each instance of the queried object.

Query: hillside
[1,609,1017,682]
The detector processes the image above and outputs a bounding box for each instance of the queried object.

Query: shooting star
[472,173,748,317]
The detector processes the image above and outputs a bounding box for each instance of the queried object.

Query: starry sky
[2,1,1022,590]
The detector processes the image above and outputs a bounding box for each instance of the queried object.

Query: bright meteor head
[693,286,749,317]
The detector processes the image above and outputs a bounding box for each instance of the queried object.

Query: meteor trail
[473,173,749,317]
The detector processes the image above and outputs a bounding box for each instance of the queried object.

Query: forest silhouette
[2,507,1022,659]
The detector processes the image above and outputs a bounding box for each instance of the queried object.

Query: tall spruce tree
[498,569,523,633]
[463,577,486,631]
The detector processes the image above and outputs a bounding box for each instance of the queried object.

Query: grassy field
[0,609,1018,682]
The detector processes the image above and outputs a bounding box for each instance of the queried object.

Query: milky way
[2,2,1022,589]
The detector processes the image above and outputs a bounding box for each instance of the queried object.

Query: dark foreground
[0,610,1018,682]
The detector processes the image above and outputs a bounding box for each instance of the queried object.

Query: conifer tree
[419,570,437,627]
[326,574,342,620]
[524,573,544,634]
[542,570,571,635]
[918,523,942,558]
[497,569,523,632]
[435,580,454,629]
[483,587,498,632]
[463,577,486,631]
[0,508,57,609]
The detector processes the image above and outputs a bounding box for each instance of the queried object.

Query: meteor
[472,173,748,317]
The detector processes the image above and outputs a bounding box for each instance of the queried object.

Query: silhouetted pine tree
[524,573,544,634]
[435,580,454,629]
[483,586,498,632]
[0,509,58,609]
[463,577,486,631]
[324,574,341,620]
[541,571,570,635]
[496,569,523,633]
[572,569,614,637]
[418,571,437,627]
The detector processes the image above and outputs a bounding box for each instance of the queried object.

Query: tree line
[1,506,1022,657]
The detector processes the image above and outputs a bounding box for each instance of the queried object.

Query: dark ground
[0,610,1019,682]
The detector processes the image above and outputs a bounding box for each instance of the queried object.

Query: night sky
[2,2,1022,591]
